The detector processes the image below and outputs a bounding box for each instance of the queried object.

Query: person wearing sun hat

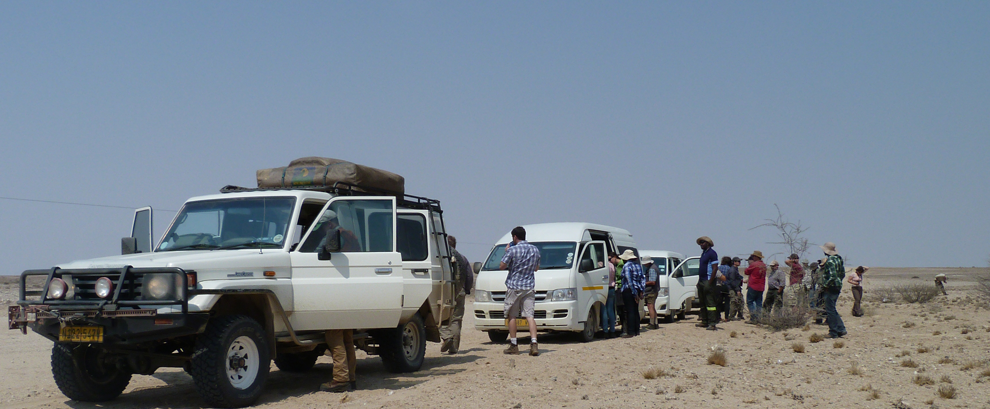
[763,260,786,315]
[744,250,767,322]
[818,242,847,338]
[695,236,724,330]
[618,250,645,337]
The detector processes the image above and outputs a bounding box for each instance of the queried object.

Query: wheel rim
[225,335,260,390]
[401,322,421,361]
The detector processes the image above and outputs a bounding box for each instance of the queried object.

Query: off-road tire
[487,330,509,343]
[191,315,270,408]
[378,314,426,373]
[274,347,324,372]
[578,306,598,342]
[51,343,132,402]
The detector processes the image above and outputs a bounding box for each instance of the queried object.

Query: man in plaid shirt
[819,242,847,338]
[499,226,541,356]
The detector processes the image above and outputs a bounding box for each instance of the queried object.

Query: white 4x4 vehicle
[9,179,456,407]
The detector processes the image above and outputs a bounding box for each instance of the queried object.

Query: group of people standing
[694,237,855,339]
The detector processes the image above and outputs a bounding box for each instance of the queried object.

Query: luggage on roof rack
[257,157,405,195]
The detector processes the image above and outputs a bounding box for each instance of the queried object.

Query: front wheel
[51,343,132,402]
[578,306,598,342]
[191,315,271,408]
[487,330,509,343]
[379,314,426,373]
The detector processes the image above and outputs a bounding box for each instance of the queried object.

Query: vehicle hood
[475,268,574,292]
[55,250,291,281]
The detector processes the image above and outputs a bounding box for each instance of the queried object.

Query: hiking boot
[707,325,717,331]
[503,343,519,355]
[440,338,453,353]
[529,343,540,356]
[648,324,659,330]
[319,381,350,393]
[695,323,707,328]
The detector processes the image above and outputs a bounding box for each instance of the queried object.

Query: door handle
[375,268,393,274]
[412,268,429,274]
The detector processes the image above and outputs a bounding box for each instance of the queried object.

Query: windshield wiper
[162,243,220,251]
[218,242,282,250]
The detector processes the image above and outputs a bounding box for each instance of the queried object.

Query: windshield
[481,241,578,271]
[157,197,296,252]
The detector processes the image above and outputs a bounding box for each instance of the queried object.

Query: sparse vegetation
[901,359,919,368]
[897,350,911,357]
[868,287,898,303]
[833,341,844,349]
[917,346,930,353]
[730,331,737,338]
[848,362,864,376]
[940,375,952,383]
[961,361,983,371]
[792,342,805,353]
[938,357,954,364]
[937,384,956,399]
[894,284,940,304]
[933,330,942,336]
[903,321,916,328]
[758,303,813,331]
[674,385,685,393]
[707,348,727,367]
[809,333,824,343]
[914,375,935,386]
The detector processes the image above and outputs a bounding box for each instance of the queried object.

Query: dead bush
[940,375,952,383]
[833,341,844,349]
[976,268,990,301]
[914,375,935,386]
[901,359,919,368]
[937,384,956,399]
[758,304,813,331]
[938,357,954,364]
[792,342,805,353]
[895,284,940,304]
[917,346,931,353]
[848,362,865,376]
[809,333,824,343]
[707,347,727,367]
[868,286,898,303]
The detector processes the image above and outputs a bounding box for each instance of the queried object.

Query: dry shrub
[961,328,970,334]
[897,350,911,357]
[979,368,990,378]
[938,357,954,364]
[940,375,952,383]
[848,362,865,376]
[917,346,931,353]
[707,348,727,367]
[868,286,897,303]
[809,333,824,343]
[642,367,663,379]
[802,324,810,332]
[903,321,916,329]
[729,331,737,338]
[976,268,990,301]
[943,315,956,321]
[895,284,940,304]
[758,304,813,331]
[937,384,956,399]
[833,341,844,349]
[914,375,935,386]
[901,359,919,368]
[674,385,685,393]
[961,361,983,371]
[792,342,805,353]
[933,330,942,336]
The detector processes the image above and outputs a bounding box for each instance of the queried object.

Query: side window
[300,199,394,253]
[580,242,606,270]
[685,258,700,276]
[397,214,428,261]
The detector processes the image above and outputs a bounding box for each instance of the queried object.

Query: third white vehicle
[639,250,699,322]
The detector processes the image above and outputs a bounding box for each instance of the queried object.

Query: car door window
[300,199,393,252]
[397,214,428,261]
[579,242,606,271]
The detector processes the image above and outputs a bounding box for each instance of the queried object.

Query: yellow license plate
[59,326,103,343]
[505,318,528,327]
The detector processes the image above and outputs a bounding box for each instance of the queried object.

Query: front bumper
[10,305,210,344]
[472,300,585,332]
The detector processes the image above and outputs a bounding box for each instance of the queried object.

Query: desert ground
[2,267,989,409]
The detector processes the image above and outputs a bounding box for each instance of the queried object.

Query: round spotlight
[95,277,114,299]
[48,278,67,300]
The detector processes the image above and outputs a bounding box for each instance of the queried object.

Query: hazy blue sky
[2,2,988,274]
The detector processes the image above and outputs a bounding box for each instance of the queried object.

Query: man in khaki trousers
[321,330,356,392]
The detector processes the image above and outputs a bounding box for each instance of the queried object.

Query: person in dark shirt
[696,236,725,331]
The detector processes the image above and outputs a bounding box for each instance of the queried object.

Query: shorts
[504,288,536,319]
[645,291,658,304]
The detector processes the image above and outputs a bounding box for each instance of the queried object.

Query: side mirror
[318,230,341,261]
[121,237,138,255]
[672,269,683,278]
[472,262,482,274]
[579,259,594,273]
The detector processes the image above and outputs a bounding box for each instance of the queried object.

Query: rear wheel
[487,330,509,343]
[191,315,270,408]
[51,343,132,402]
[379,314,426,373]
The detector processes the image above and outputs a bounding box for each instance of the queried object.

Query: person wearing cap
[727,257,745,321]
[696,236,724,330]
[499,226,541,356]
[312,209,361,252]
[641,255,661,330]
[847,266,867,317]
[600,251,620,338]
[440,235,474,354]
[316,208,360,393]
[818,242,847,338]
[716,257,733,322]
[784,253,805,309]
[618,250,645,337]
[763,260,786,316]
[934,274,948,295]
[805,260,826,323]
[744,250,767,322]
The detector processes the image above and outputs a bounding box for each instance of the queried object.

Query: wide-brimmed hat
[748,250,764,260]
[769,260,779,267]
[820,242,838,256]
[640,255,653,265]
[696,236,714,246]
[619,249,637,261]
[788,253,800,260]
[318,210,338,224]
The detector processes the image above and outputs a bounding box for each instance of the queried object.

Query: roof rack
[218,182,442,213]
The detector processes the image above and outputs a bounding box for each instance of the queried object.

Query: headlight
[143,274,177,300]
[657,287,668,297]
[95,277,114,299]
[550,288,577,302]
[474,290,492,302]
[48,278,67,300]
